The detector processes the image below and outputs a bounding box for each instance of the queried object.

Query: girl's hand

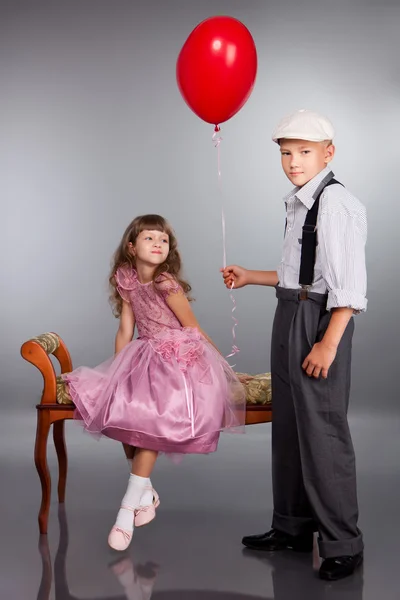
[221,265,249,289]
[237,374,254,384]
[302,341,337,379]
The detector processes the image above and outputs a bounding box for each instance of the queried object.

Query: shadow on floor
[36,505,272,600]
[37,505,364,600]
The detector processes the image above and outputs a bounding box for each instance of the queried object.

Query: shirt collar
[283,166,334,209]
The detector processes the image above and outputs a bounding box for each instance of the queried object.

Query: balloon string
[212,127,240,366]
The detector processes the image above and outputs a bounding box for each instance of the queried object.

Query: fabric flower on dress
[149,328,205,372]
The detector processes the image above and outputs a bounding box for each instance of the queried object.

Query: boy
[222,109,367,581]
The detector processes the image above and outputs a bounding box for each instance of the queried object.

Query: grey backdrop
[1,0,399,412]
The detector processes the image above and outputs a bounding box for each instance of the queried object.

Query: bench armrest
[20,333,73,406]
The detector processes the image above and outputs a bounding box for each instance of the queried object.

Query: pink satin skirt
[62,328,246,454]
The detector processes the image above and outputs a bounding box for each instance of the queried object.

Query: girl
[63,214,246,551]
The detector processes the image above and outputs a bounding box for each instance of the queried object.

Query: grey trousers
[271,287,363,558]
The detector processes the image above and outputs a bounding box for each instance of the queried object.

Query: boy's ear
[325,143,335,163]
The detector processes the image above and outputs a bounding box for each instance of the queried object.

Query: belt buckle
[299,287,309,300]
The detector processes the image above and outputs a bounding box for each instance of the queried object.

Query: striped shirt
[277,166,368,312]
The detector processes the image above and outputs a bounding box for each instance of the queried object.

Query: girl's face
[130,229,170,266]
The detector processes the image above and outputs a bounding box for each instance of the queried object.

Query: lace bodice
[115,265,184,339]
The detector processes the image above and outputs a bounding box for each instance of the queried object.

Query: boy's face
[279,139,335,187]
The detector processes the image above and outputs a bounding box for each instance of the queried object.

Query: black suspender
[297,172,344,299]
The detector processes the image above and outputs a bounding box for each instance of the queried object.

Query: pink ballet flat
[134,487,160,527]
[108,506,135,551]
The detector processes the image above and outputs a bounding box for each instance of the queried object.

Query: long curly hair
[109,214,192,317]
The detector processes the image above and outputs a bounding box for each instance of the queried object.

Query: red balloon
[177,16,257,128]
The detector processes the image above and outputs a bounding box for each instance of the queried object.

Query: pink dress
[62,265,246,454]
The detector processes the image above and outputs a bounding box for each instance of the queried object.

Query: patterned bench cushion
[56,372,272,407]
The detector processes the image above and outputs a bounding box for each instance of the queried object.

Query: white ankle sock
[140,486,154,507]
[126,460,153,507]
[115,474,150,531]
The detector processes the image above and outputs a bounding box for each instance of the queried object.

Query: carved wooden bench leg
[35,409,52,535]
[54,505,70,599]
[53,420,68,503]
[37,533,52,600]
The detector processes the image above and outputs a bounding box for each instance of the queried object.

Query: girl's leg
[122,443,136,461]
[131,448,158,476]
[123,445,155,509]
[109,448,158,551]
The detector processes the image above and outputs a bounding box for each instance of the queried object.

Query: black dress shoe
[319,552,363,581]
[242,528,314,552]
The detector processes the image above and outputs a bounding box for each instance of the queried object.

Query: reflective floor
[1,410,399,599]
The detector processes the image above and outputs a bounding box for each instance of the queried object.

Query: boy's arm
[303,198,367,379]
[302,307,353,379]
[222,266,279,288]
[318,200,367,315]
[246,270,280,286]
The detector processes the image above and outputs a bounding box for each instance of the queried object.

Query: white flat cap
[272,109,335,143]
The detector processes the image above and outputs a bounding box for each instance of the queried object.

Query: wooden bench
[21,332,272,534]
